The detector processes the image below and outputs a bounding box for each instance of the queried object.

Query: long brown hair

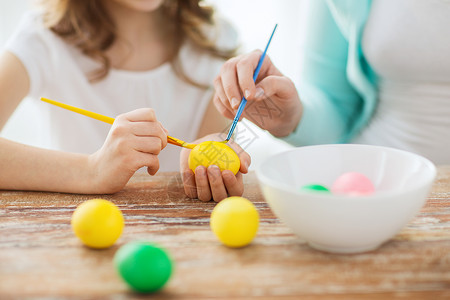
[39,0,237,87]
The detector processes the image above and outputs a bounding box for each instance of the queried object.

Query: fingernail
[208,165,220,172]
[208,165,221,180]
[208,165,221,175]
[196,166,205,176]
[222,170,234,180]
[244,89,251,99]
[255,87,265,98]
[231,97,240,109]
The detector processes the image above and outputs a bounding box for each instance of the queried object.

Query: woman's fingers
[195,166,212,202]
[225,141,251,173]
[207,165,228,202]
[217,50,275,107]
[235,50,265,101]
[223,170,244,197]
[219,57,244,110]
[182,169,197,198]
[213,77,236,120]
[255,75,298,101]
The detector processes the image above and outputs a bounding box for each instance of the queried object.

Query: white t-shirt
[354,0,450,165]
[5,12,237,171]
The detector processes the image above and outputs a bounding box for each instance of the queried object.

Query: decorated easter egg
[114,242,173,293]
[331,172,375,196]
[71,199,124,249]
[210,196,259,248]
[189,141,240,175]
[300,184,330,193]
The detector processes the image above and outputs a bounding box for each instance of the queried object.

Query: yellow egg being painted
[188,141,240,175]
[71,199,124,249]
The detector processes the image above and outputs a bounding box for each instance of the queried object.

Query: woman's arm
[282,0,364,145]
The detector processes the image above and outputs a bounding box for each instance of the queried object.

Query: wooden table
[0,168,449,299]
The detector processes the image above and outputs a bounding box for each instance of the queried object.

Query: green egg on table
[114,241,173,293]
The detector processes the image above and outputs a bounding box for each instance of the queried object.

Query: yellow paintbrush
[40,97,196,149]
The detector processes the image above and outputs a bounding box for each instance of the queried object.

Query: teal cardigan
[282,0,377,146]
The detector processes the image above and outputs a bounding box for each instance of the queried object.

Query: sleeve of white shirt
[4,12,54,99]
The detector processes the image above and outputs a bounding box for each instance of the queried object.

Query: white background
[0,0,308,169]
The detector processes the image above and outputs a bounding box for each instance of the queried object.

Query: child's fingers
[238,151,251,174]
[130,121,163,136]
[137,152,159,175]
[123,108,157,122]
[160,121,169,134]
[182,170,197,199]
[207,165,228,202]
[225,141,251,173]
[133,136,163,154]
[130,122,167,150]
[159,122,169,149]
[223,171,244,197]
[179,148,196,196]
[195,166,212,202]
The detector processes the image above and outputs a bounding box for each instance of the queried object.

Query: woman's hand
[213,50,303,137]
[180,133,251,202]
[88,108,168,193]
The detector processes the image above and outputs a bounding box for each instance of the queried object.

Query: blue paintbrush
[225,24,278,142]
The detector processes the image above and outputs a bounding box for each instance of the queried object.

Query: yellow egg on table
[210,196,259,248]
[188,141,240,175]
[71,199,124,249]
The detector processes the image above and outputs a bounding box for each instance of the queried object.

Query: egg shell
[189,141,240,175]
[71,199,124,249]
[114,242,173,293]
[331,172,375,196]
[210,196,259,248]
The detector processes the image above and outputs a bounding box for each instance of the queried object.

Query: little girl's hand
[88,108,167,193]
[180,134,251,202]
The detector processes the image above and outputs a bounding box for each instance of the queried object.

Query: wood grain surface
[0,169,449,299]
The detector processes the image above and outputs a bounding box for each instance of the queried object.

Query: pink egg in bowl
[255,144,436,254]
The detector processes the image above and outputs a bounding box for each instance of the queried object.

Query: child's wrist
[84,153,104,193]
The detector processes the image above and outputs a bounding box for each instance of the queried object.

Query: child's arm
[0,51,30,130]
[0,108,168,194]
[0,51,168,193]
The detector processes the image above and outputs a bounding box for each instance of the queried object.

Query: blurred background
[0,0,308,169]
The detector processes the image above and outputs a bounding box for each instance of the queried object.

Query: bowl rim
[255,144,437,201]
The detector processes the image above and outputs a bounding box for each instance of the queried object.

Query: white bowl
[255,144,436,254]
